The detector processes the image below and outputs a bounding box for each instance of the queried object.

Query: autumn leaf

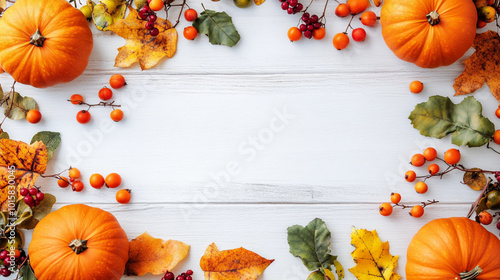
[0,0,6,14]
[0,139,47,211]
[30,131,61,162]
[287,218,344,280]
[108,7,178,70]
[454,31,500,102]
[200,243,274,280]
[349,228,401,280]
[1,87,38,120]
[193,9,241,47]
[125,232,189,276]
[463,168,487,191]
[408,95,495,147]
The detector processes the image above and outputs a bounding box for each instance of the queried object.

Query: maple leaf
[107,7,178,70]
[125,232,190,276]
[0,139,47,211]
[454,31,500,102]
[200,243,274,280]
[349,228,401,280]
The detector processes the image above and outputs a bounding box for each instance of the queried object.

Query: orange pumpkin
[406,217,500,280]
[29,204,129,280]
[0,0,93,88]
[381,0,477,68]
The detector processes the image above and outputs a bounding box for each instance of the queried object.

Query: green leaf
[19,259,37,280]
[287,218,338,272]
[192,9,240,47]
[0,132,8,140]
[31,132,61,162]
[409,96,495,147]
[2,91,38,120]
[18,193,56,230]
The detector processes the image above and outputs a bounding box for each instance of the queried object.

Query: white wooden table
[1,1,499,279]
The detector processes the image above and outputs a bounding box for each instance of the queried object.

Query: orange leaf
[0,139,47,210]
[107,7,178,70]
[125,232,190,276]
[454,31,500,102]
[200,243,274,280]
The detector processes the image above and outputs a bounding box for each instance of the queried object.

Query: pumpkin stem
[29,30,46,47]
[69,239,88,255]
[459,266,483,280]
[426,11,440,26]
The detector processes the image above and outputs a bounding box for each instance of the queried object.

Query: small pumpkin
[381,0,477,68]
[0,0,93,88]
[406,217,500,280]
[29,204,129,280]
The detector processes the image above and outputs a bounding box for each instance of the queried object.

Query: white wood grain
[0,1,499,279]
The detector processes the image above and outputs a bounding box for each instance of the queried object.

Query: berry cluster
[287,13,325,41]
[0,249,25,277]
[379,195,438,218]
[474,0,498,28]
[57,169,131,204]
[19,187,45,208]
[69,75,126,124]
[162,269,194,280]
[139,2,161,37]
[471,181,500,235]
[279,0,304,15]
[183,9,199,40]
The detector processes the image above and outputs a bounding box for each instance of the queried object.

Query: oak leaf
[349,228,401,280]
[125,232,190,276]
[0,139,47,211]
[108,7,178,70]
[200,243,274,280]
[454,31,500,102]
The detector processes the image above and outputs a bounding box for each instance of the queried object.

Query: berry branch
[66,99,121,111]
[393,199,440,209]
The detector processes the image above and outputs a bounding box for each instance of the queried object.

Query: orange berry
[98,87,113,101]
[183,26,198,40]
[89,173,105,189]
[360,11,377,26]
[116,189,132,204]
[477,19,487,28]
[410,154,426,167]
[109,74,126,89]
[494,130,500,145]
[415,181,428,194]
[313,27,326,40]
[409,80,424,93]
[427,163,440,175]
[444,148,461,165]
[390,192,401,204]
[287,27,302,41]
[379,203,393,216]
[26,109,42,124]
[58,177,70,188]
[423,147,437,161]
[335,3,350,17]
[405,170,416,182]
[149,0,164,11]
[478,211,493,225]
[110,109,124,122]
[105,173,122,188]
[496,108,500,118]
[69,168,81,179]
[347,0,369,14]
[72,180,84,192]
[333,33,349,50]
[70,94,84,105]
[410,205,424,218]
[76,110,91,124]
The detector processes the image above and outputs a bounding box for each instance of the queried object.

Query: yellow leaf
[107,7,178,70]
[125,232,190,276]
[348,228,401,280]
[0,139,47,210]
[200,243,274,280]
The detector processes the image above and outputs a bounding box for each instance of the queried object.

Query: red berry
[29,187,38,196]
[184,9,198,21]
[150,28,160,36]
[0,250,8,260]
[24,195,34,205]
[149,14,157,22]
[139,11,148,19]
[98,87,113,101]
[20,188,28,197]
[36,192,45,201]
[145,21,155,30]
[177,276,185,280]
[352,28,366,42]
[0,268,11,277]
[186,270,194,276]
[164,272,175,280]
[185,276,192,280]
